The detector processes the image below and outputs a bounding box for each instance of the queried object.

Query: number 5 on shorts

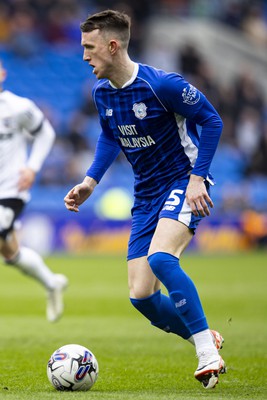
[165,189,184,206]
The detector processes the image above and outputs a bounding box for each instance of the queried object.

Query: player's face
[82,30,113,80]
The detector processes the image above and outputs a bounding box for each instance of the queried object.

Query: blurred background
[1,0,267,255]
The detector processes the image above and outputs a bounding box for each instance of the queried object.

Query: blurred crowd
[0,0,267,215]
[1,0,267,56]
[0,0,154,57]
[177,42,267,178]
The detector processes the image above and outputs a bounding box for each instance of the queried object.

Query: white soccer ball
[47,344,99,391]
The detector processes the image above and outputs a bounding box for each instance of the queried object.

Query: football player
[64,10,226,388]
[0,61,68,322]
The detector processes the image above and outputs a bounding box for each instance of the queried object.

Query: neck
[109,56,135,88]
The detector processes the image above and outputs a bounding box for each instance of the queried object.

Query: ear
[108,40,118,55]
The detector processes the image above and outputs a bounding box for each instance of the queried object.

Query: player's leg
[148,218,226,388]
[0,199,67,322]
[148,218,212,334]
[127,197,192,340]
[3,230,57,288]
[2,230,68,322]
[127,192,223,346]
[128,256,192,340]
[128,256,224,349]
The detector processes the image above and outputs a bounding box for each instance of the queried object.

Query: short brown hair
[80,9,131,49]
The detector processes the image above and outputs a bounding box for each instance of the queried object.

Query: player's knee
[129,285,155,300]
[3,252,19,266]
[148,251,179,283]
[129,274,156,299]
[147,251,168,277]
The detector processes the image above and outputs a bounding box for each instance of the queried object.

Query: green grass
[0,251,266,399]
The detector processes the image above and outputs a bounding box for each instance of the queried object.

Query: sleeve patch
[182,84,200,105]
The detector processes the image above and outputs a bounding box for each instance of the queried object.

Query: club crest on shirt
[182,84,200,105]
[132,102,147,119]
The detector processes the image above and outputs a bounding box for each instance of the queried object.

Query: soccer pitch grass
[0,251,266,400]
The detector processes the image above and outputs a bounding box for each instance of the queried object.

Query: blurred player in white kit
[0,60,68,322]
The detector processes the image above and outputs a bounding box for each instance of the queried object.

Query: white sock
[193,329,218,354]
[8,246,56,290]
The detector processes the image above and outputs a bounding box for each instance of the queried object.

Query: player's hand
[186,174,213,217]
[18,167,36,191]
[64,177,97,212]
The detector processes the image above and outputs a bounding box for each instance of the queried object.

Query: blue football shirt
[87,63,223,199]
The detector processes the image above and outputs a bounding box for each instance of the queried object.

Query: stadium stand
[0,0,266,252]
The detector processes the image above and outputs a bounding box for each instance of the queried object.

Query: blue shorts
[127,177,210,261]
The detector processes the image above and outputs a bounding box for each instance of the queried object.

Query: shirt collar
[109,62,139,89]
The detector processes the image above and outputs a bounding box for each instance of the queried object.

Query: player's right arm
[64,177,97,212]
[16,97,56,191]
[64,120,121,212]
[85,121,121,183]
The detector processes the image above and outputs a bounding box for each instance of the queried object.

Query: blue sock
[148,252,208,334]
[130,289,191,339]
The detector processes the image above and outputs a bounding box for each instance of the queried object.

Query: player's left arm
[18,100,56,191]
[158,74,223,216]
[186,99,223,216]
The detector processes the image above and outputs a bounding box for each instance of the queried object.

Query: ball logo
[75,365,91,381]
[75,350,93,381]
[53,352,68,361]
[182,84,200,105]
[132,102,147,119]
[82,350,93,364]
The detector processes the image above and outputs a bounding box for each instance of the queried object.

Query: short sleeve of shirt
[17,98,44,135]
[156,72,206,119]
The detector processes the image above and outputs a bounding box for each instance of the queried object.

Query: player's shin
[130,289,191,339]
[147,252,208,334]
[5,246,56,290]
